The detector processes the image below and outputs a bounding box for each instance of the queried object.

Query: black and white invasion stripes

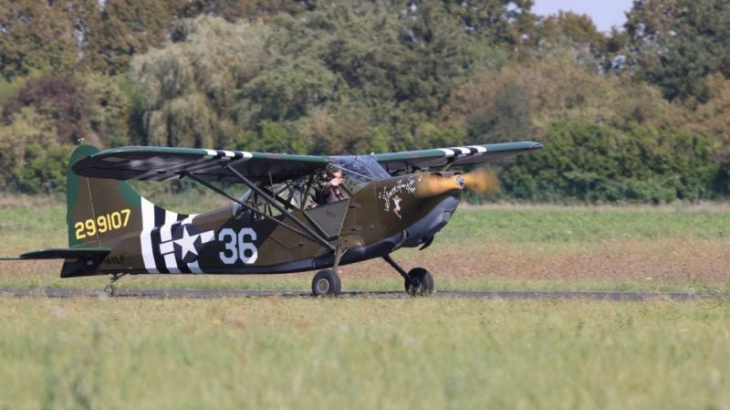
[140,198,214,274]
[130,150,253,182]
[438,145,488,158]
[203,149,253,160]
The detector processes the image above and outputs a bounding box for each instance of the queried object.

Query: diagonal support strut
[183,172,335,252]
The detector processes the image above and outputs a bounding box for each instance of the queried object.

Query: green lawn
[0,297,728,409]
[4,200,729,249]
[1,200,729,292]
[443,204,730,243]
[1,199,729,409]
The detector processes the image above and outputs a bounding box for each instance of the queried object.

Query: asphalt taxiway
[0,288,726,301]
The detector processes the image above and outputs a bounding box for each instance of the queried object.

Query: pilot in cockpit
[321,168,349,203]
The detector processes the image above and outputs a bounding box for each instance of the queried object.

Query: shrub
[501,122,721,203]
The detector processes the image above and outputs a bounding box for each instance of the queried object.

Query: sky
[532,0,635,32]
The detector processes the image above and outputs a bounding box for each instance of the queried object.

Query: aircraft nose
[402,193,460,248]
[416,169,500,197]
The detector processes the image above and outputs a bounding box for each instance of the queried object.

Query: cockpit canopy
[330,155,390,194]
[234,155,389,217]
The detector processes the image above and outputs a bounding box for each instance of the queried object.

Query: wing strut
[223,165,336,252]
[184,170,336,252]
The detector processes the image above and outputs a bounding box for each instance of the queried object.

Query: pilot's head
[326,164,344,179]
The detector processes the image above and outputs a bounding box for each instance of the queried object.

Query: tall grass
[0,298,728,409]
[1,201,728,408]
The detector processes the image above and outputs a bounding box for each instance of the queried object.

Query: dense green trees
[626,0,730,101]
[0,0,77,79]
[1,0,729,202]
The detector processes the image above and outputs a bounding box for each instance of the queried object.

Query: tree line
[1,0,729,203]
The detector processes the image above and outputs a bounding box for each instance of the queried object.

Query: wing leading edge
[72,146,330,183]
[374,141,543,173]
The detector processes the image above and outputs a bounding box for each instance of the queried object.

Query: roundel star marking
[168,224,214,264]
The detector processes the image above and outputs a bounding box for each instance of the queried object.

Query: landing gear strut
[383,255,434,296]
[104,273,127,297]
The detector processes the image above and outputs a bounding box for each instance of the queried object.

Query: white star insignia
[174,225,201,260]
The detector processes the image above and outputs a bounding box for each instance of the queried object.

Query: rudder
[67,145,145,248]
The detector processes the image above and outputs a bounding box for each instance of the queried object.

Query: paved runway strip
[0,288,727,300]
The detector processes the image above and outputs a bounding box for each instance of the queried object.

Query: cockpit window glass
[233,178,317,217]
[231,157,387,214]
[331,156,389,193]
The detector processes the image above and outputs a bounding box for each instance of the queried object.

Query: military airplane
[19,141,542,296]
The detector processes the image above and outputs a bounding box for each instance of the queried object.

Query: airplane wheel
[104,283,117,297]
[312,269,341,297]
[405,268,434,296]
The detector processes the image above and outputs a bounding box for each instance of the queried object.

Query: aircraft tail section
[15,145,147,277]
[67,145,150,248]
[19,145,188,278]
[67,145,201,275]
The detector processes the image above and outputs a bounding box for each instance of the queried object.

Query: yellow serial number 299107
[75,209,131,240]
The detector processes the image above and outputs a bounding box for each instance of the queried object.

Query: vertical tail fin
[67,145,145,248]
[67,145,195,275]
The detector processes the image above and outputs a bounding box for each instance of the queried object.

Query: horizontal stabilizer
[21,248,111,278]
[21,248,111,260]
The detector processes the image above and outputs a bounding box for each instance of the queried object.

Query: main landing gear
[310,252,434,297]
[312,245,345,297]
[311,269,342,296]
[383,255,434,296]
[310,259,433,297]
[403,267,434,296]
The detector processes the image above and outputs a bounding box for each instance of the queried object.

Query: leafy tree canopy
[1,0,729,201]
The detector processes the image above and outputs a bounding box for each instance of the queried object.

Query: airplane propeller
[415,168,501,198]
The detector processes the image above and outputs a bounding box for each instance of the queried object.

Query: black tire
[404,268,434,296]
[312,269,342,296]
[104,283,117,297]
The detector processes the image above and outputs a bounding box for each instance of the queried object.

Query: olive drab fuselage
[90,173,461,276]
[26,142,542,284]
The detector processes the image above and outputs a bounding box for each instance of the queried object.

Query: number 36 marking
[218,228,258,264]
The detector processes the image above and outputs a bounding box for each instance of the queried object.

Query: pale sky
[532,0,635,32]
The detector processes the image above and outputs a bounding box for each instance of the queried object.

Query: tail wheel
[103,283,117,297]
[405,268,434,296]
[312,269,342,296]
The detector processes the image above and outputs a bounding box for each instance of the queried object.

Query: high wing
[72,146,330,183]
[373,141,543,173]
[72,142,542,183]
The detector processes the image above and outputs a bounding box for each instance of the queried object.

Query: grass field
[1,197,728,292]
[1,298,729,409]
[1,197,729,409]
